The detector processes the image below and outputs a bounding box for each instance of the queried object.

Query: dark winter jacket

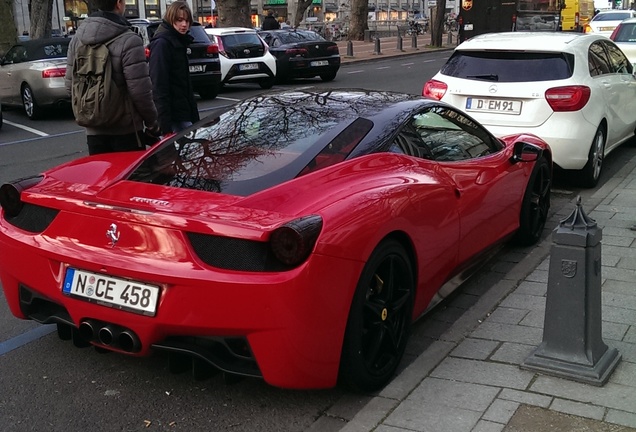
[64,11,158,135]
[261,15,281,30]
[148,21,200,134]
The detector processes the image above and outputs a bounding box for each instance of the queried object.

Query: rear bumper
[0,221,362,389]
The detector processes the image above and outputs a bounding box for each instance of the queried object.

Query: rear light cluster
[270,215,323,266]
[206,43,219,55]
[0,176,43,217]
[42,67,66,78]
[422,79,447,100]
[545,85,590,112]
[285,48,308,56]
[610,25,621,40]
[327,45,339,54]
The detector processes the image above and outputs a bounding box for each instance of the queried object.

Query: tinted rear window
[221,33,263,48]
[440,51,574,82]
[613,23,636,42]
[189,25,213,44]
[276,31,324,44]
[593,12,633,21]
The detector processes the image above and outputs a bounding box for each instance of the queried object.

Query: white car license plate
[465,97,522,115]
[63,268,160,316]
[599,26,615,32]
[463,24,474,31]
[189,65,205,73]
[239,63,259,71]
[311,60,329,66]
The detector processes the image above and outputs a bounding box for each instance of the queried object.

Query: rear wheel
[513,156,551,246]
[339,239,414,392]
[21,84,42,120]
[578,126,605,188]
[197,85,219,100]
[320,70,337,82]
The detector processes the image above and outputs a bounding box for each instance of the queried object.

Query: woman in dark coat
[148,1,200,135]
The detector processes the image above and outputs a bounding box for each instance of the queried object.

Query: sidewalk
[332,163,636,431]
[335,33,456,64]
[327,44,636,432]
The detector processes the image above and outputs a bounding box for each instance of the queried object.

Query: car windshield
[128,93,376,196]
[593,12,632,21]
[441,51,574,82]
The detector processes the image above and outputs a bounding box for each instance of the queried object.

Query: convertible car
[0,89,552,391]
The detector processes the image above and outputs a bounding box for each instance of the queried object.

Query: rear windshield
[592,12,632,21]
[189,25,213,44]
[221,33,263,48]
[276,30,324,44]
[612,23,636,42]
[440,51,574,82]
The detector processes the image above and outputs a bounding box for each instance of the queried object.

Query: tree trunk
[216,0,252,28]
[431,0,446,47]
[293,0,313,27]
[0,0,18,53]
[348,0,368,41]
[29,0,53,39]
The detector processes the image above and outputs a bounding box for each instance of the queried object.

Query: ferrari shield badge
[561,259,577,278]
[462,0,473,11]
[106,223,120,248]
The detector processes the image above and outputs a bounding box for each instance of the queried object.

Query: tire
[259,78,275,89]
[197,85,219,100]
[320,70,337,82]
[513,156,551,246]
[21,84,42,120]
[339,239,414,392]
[578,126,605,188]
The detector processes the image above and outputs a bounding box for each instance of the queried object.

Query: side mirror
[510,141,542,164]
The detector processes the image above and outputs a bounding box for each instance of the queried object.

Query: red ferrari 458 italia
[0,89,552,391]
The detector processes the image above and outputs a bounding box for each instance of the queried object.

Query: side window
[410,106,501,162]
[4,46,27,64]
[589,42,612,76]
[389,124,432,159]
[602,41,633,74]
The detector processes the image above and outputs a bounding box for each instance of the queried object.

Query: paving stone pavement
[327,42,636,431]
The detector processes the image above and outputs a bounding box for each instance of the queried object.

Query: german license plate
[465,97,522,115]
[189,65,205,73]
[63,268,160,316]
[599,26,615,31]
[239,63,259,71]
[311,60,329,66]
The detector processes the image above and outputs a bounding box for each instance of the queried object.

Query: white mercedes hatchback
[423,32,636,187]
[205,27,277,89]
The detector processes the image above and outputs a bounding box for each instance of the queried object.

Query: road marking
[0,324,56,356]
[0,130,83,147]
[3,120,49,137]
[215,96,241,102]
[347,70,364,74]
[401,62,415,66]
[376,66,390,70]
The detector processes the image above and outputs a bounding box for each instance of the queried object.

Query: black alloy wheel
[513,156,551,246]
[339,238,414,392]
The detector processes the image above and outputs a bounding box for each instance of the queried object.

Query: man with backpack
[65,0,160,155]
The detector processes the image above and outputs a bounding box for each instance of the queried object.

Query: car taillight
[42,67,65,78]
[545,86,591,112]
[584,24,592,33]
[610,25,620,40]
[422,79,447,100]
[0,176,43,217]
[285,48,308,56]
[270,215,323,267]
[327,45,339,54]
[216,37,228,58]
[207,43,219,55]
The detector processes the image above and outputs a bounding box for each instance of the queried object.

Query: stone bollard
[411,33,418,49]
[374,37,382,55]
[346,40,353,57]
[521,197,621,386]
[396,35,403,51]
[447,31,453,45]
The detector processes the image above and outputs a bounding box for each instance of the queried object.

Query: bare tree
[293,0,313,27]
[430,0,447,47]
[29,0,53,39]
[348,0,368,40]
[216,0,252,28]
[0,0,18,52]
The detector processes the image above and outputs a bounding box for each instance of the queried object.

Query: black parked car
[132,21,221,99]
[258,29,340,82]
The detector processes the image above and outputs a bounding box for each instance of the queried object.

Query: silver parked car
[0,38,70,119]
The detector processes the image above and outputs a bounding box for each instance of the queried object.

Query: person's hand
[145,121,161,138]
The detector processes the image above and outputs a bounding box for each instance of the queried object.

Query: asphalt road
[1,51,635,432]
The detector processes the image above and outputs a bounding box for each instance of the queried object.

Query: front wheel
[196,85,219,100]
[259,78,275,89]
[339,239,414,392]
[513,156,551,246]
[578,126,605,188]
[320,70,337,82]
[22,84,42,120]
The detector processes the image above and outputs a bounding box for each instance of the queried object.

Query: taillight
[584,24,592,33]
[285,47,308,56]
[545,86,591,112]
[327,45,339,54]
[206,43,219,55]
[270,215,323,266]
[42,67,65,78]
[610,24,620,40]
[575,12,580,26]
[422,79,448,100]
[0,176,43,217]
[216,37,228,58]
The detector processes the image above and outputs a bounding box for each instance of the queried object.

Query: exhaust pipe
[78,320,96,341]
[98,326,115,345]
[118,330,141,352]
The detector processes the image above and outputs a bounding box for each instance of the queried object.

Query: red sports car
[0,89,552,391]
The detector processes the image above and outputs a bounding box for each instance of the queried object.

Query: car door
[405,106,528,265]
[600,39,636,150]
[0,44,26,105]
